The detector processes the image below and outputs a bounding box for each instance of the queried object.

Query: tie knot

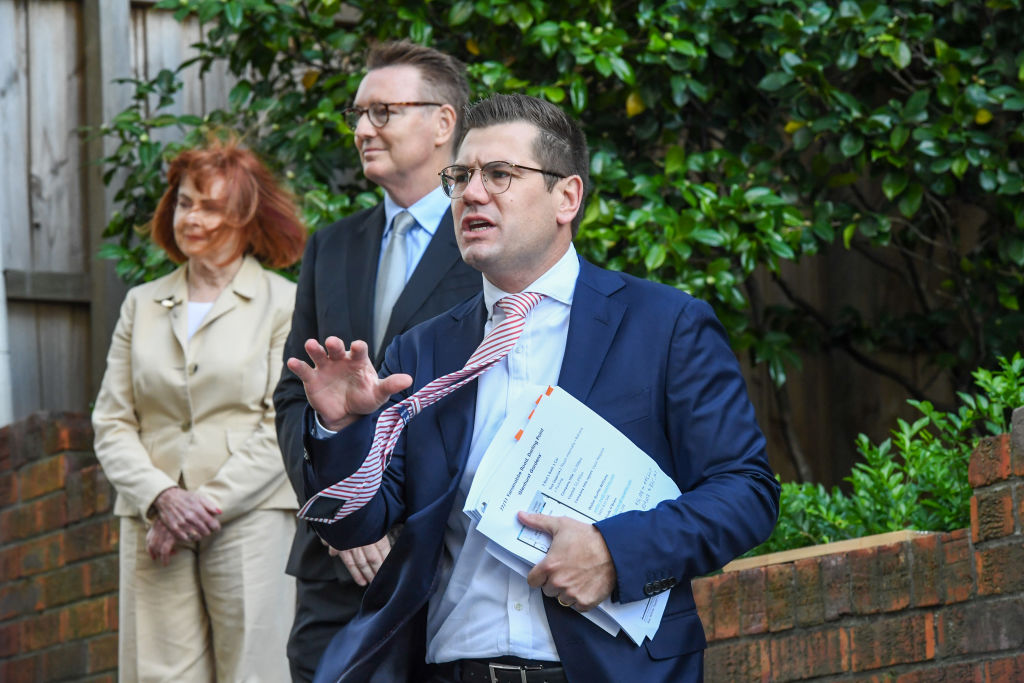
[496,291,545,319]
[391,211,415,237]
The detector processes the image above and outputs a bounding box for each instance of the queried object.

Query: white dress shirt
[426,245,580,663]
[380,186,450,282]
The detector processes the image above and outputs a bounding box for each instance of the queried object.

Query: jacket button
[644,582,656,596]
[189,364,198,375]
[181,420,192,431]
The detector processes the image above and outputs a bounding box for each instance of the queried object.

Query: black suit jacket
[274,203,481,579]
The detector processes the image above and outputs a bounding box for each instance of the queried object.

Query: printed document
[464,386,681,645]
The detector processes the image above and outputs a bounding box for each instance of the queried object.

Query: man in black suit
[273,41,481,683]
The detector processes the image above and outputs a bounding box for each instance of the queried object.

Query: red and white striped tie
[299,291,545,523]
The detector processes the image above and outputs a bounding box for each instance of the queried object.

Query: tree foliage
[99,0,1024,473]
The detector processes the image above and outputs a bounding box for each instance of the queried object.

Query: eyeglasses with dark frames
[343,102,442,130]
[438,161,567,198]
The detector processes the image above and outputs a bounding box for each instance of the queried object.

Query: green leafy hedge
[98,0,1024,471]
[747,353,1024,556]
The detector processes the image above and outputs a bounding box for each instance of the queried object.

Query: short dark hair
[151,137,306,268]
[458,94,590,235]
[366,40,469,129]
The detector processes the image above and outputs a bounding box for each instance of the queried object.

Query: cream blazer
[93,255,297,523]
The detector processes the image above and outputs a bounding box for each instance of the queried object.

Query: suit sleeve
[301,346,411,550]
[195,282,295,523]
[91,291,178,519]
[274,231,321,503]
[595,298,781,604]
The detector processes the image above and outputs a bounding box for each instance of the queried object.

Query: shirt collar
[383,185,449,237]
[482,244,579,319]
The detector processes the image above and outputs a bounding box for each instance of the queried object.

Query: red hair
[151,139,306,268]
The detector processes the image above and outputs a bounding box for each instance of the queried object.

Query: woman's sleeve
[91,292,177,519]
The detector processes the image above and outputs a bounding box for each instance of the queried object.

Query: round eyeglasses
[343,102,442,130]
[438,161,566,198]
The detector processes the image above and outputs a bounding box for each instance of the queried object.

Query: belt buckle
[488,662,542,683]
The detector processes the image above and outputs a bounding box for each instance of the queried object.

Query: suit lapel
[191,255,263,341]
[435,295,487,474]
[346,205,386,344]
[558,259,627,403]
[151,265,190,355]
[384,211,463,344]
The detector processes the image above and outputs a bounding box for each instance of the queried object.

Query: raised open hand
[286,336,412,431]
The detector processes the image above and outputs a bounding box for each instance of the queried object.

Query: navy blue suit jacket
[304,257,780,683]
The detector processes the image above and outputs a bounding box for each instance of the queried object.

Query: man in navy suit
[274,42,481,682]
[289,93,780,682]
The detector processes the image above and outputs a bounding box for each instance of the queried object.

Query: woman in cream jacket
[93,139,306,682]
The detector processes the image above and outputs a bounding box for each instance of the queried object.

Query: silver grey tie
[373,211,415,355]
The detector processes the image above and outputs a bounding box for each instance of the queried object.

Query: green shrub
[747,353,1024,556]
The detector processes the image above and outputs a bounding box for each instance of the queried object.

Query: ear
[554,175,584,228]
[434,104,458,147]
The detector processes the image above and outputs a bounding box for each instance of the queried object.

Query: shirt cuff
[312,412,338,439]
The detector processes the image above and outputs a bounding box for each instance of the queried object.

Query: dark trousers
[286,569,362,683]
[424,670,567,683]
[424,658,566,683]
[427,652,703,683]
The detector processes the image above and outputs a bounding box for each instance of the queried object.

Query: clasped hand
[147,487,222,564]
[286,337,412,431]
[320,535,392,586]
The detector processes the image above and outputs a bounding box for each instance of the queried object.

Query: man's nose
[460,170,491,203]
[354,113,377,140]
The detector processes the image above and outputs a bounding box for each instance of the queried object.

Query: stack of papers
[464,386,682,645]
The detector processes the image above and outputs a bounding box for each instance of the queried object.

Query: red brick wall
[0,413,117,682]
[695,406,1024,682]
[1,410,1022,681]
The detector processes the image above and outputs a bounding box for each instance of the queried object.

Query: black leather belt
[430,657,566,683]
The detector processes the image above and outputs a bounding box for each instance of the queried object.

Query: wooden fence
[0,0,230,425]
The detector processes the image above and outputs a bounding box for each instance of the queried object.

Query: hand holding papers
[464,386,682,645]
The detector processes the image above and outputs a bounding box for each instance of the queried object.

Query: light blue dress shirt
[380,186,450,282]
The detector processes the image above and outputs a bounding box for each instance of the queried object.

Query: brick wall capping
[723,529,938,573]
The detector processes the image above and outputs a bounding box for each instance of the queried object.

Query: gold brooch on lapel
[160,297,178,309]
